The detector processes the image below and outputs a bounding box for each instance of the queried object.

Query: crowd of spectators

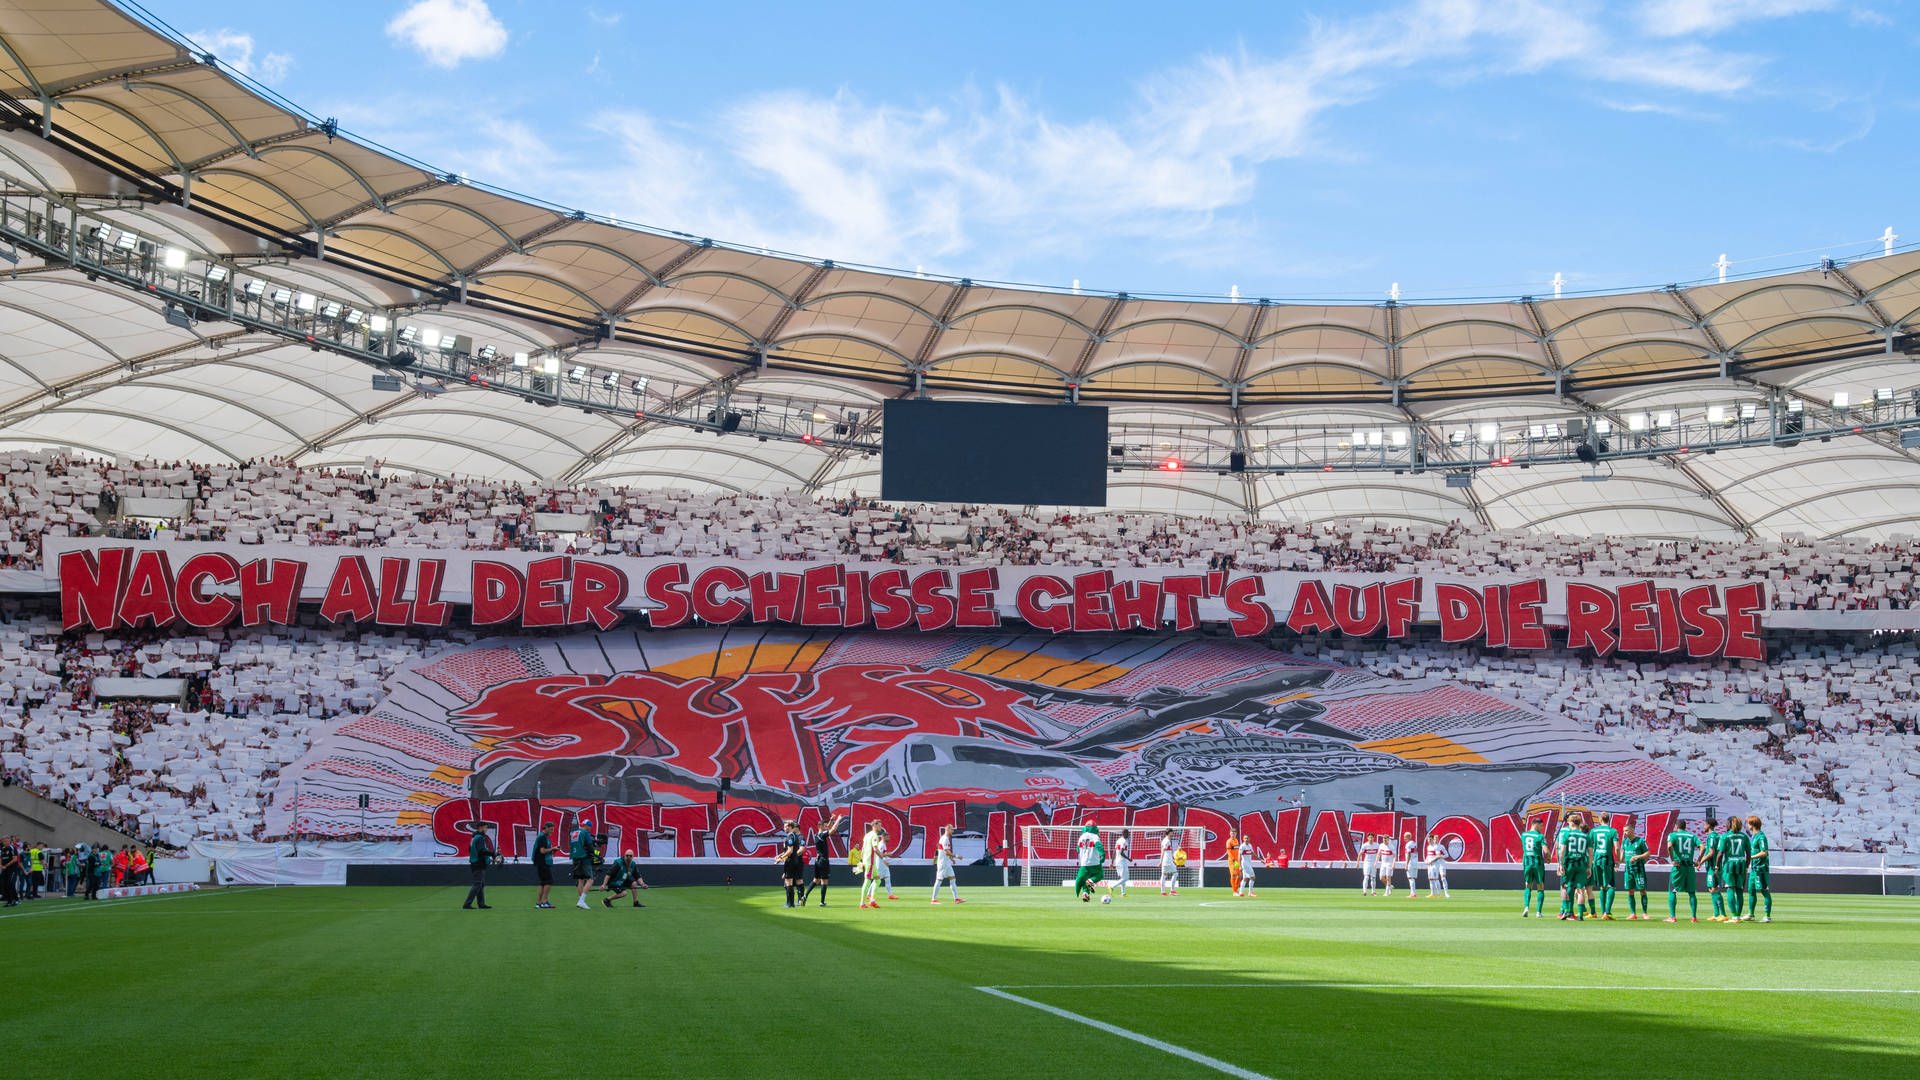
[3,449,1920,612]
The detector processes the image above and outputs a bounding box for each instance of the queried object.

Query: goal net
[1019,825,1207,890]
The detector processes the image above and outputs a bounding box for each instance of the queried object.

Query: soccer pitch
[8,886,1916,1079]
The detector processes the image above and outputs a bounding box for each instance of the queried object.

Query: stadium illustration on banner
[268,630,1733,860]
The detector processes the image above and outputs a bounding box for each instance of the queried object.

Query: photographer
[601,850,648,908]
[462,822,498,910]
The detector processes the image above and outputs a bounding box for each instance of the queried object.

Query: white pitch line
[976,986,1278,1080]
[0,885,271,920]
[987,982,1920,995]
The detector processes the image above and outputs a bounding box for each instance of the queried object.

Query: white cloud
[386,0,508,68]
[1636,0,1837,37]
[191,28,292,84]
[339,0,1851,279]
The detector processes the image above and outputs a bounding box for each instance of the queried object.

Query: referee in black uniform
[463,822,496,909]
[778,820,806,908]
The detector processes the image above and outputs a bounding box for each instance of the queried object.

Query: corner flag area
[9,887,1916,1079]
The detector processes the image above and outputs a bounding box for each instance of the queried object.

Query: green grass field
[8,884,1917,1079]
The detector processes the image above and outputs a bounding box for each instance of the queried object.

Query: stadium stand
[5,449,1920,614]
[2,590,1915,851]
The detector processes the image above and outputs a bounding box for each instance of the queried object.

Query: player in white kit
[1402,832,1422,898]
[1424,836,1450,898]
[1158,832,1179,895]
[1108,832,1131,898]
[1358,833,1378,895]
[930,824,965,904]
[875,827,898,900]
[1236,843,1258,897]
[1376,834,1395,897]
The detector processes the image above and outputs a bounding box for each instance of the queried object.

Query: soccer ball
[1101,895,1112,904]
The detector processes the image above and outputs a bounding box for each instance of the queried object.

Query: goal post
[1019,824,1206,890]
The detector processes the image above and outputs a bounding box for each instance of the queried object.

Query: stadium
[1,2,1917,1077]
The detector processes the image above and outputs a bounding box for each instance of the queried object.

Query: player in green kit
[1555,812,1592,921]
[1720,816,1750,922]
[1519,820,1549,917]
[1665,820,1701,922]
[1703,817,1726,920]
[1588,815,1619,919]
[1620,820,1650,919]
[1744,814,1772,922]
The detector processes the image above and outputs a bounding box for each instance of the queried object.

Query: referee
[462,822,496,910]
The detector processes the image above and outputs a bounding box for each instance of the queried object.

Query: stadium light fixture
[1478,423,1497,444]
[269,287,292,306]
[114,230,138,251]
[1594,419,1613,434]
[320,301,342,319]
[243,280,265,299]
[541,356,560,376]
[295,292,316,313]
[476,344,497,363]
[365,313,384,332]
[1654,411,1674,430]
[205,265,229,283]
[1739,402,1758,421]
[1706,405,1725,425]
[1875,387,1894,403]
[602,371,618,389]
[1628,413,1649,432]
[631,376,648,393]
[1448,429,1466,446]
[418,327,441,349]
[567,365,586,382]
[161,247,187,270]
[1832,391,1850,409]
[1390,429,1408,447]
[511,352,529,368]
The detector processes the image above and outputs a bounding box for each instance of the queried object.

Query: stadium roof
[2,0,1919,539]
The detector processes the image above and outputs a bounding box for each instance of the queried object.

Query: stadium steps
[0,783,144,847]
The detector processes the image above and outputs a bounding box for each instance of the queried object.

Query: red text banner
[48,539,1766,659]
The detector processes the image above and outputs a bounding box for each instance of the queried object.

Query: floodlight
[161,247,187,270]
[205,265,229,283]
[512,352,529,368]
[1832,391,1850,409]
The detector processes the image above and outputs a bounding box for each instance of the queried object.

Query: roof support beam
[1068,294,1127,383]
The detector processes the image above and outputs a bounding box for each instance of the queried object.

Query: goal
[1019,824,1207,890]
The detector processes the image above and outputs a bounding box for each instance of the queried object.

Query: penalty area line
[986,982,1920,995]
[975,986,1277,1080]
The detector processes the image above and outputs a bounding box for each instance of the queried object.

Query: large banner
[266,629,1736,864]
[48,540,1766,659]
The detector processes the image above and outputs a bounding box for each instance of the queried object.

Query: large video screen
[881,400,1108,506]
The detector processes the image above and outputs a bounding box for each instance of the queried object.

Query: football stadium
[1,2,1918,1077]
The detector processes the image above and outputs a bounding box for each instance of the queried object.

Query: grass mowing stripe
[989,982,1920,994]
[976,986,1279,1080]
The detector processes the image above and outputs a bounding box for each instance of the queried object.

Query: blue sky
[132,0,1916,300]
